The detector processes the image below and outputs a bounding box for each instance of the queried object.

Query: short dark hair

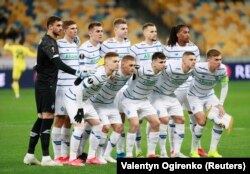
[207,49,221,58]
[121,55,135,63]
[104,52,119,60]
[152,52,166,61]
[88,21,102,31]
[183,51,195,57]
[113,18,127,27]
[142,22,155,31]
[47,16,62,28]
[63,20,76,29]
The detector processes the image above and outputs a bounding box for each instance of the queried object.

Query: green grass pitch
[0,81,250,174]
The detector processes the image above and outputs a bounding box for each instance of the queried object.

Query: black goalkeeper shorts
[35,80,56,114]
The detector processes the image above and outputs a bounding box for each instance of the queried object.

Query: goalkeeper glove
[74,108,84,123]
[75,70,88,79]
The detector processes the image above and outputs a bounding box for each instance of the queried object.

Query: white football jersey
[78,40,101,72]
[130,41,164,67]
[163,42,200,90]
[65,66,109,101]
[188,62,227,98]
[57,38,79,88]
[153,59,193,96]
[100,38,131,60]
[90,69,132,104]
[123,65,160,100]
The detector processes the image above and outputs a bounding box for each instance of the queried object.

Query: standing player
[130,22,163,67]
[23,16,86,166]
[100,18,131,158]
[64,52,119,166]
[90,55,136,163]
[100,18,130,60]
[130,22,164,157]
[77,21,103,161]
[163,24,207,157]
[149,52,196,158]
[121,52,166,158]
[3,39,36,98]
[188,49,231,158]
[51,20,79,164]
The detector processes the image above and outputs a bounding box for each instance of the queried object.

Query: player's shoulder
[154,40,163,46]
[57,38,67,46]
[41,34,56,46]
[124,38,131,43]
[79,40,90,49]
[95,66,106,75]
[218,63,227,72]
[186,41,197,46]
[167,59,182,66]
[166,59,182,70]
[103,38,115,44]
[131,41,144,48]
[195,62,208,70]
[142,65,155,75]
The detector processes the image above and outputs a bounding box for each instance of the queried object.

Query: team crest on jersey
[127,110,130,115]
[60,106,64,112]
[192,106,195,111]
[79,54,85,59]
[51,104,55,110]
[157,110,160,116]
[51,46,55,53]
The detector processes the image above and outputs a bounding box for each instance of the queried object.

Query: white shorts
[64,97,99,125]
[150,93,184,118]
[175,89,191,111]
[121,95,157,120]
[91,102,122,125]
[114,86,127,113]
[187,94,220,114]
[55,88,68,116]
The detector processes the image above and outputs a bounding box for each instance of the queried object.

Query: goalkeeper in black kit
[23,16,87,166]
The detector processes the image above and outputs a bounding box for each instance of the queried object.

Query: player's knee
[130,122,139,132]
[102,125,110,133]
[54,115,66,127]
[63,117,71,128]
[113,124,123,133]
[173,116,185,124]
[150,119,160,130]
[42,112,54,119]
[197,119,206,127]
[159,117,169,125]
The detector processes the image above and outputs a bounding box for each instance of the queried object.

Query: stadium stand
[139,0,250,57]
[0,0,142,56]
[1,0,249,57]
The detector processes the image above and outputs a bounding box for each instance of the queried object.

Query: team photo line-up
[21,15,233,167]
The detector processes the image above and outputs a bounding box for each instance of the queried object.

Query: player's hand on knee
[74,108,84,123]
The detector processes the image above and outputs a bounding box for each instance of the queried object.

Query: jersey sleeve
[25,48,36,58]
[3,43,13,52]
[40,38,60,60]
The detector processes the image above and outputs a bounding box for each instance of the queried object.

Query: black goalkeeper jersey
[35,34,60,85]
